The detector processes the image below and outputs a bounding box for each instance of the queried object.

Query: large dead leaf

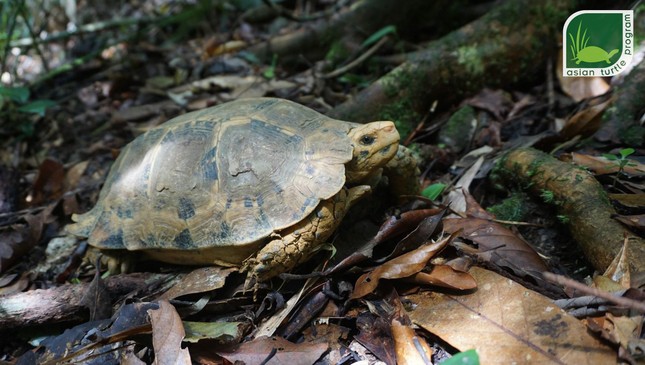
[148,300,191,365]
[406,267,616,364]
[217,336,328,365]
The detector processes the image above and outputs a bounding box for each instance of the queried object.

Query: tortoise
[67,98,419,281]
[574,46,619,64]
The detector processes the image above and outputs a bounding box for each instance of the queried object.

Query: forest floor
[0,1,643,364]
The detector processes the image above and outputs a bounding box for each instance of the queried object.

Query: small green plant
[603,148,636,187]
[0,86,57,137]
[262,54,278,79]
[603,148,636,174]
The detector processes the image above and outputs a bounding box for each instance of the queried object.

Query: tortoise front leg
[383,145,420,197]
[245,186,369,282]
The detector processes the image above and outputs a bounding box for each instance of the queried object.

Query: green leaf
[421,183,446,200]
[361,25,396,48]
[619,148,635,159]
[442,349,479,365]
[602,153,618,161]
[17,99,57,116]
[0,86,30,103]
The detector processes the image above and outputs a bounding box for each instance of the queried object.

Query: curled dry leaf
[391,319,433,365]
[612,214,645,232]
[443,217,549,275]
[329,208,441,274]
[148,300,191,365]
[568,152,645,176]
[558,95,613,138]
[351,233,455,299]
[407,264,477,290]
[0,204,55,274]
[159,266,237,300]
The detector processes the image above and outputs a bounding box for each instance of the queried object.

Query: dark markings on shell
[257,195,264,206]
[219,221,231,239]
[160,130,176,144]
[226,198,232,209]
[116,207,133,219]
[201,147,218,181]
[104,230,125,247]
[178,197,196,220]
[305,164,315,175]
[174,228,193,248]
[301,197,316,212]
[244,197,253,208]
[250,118,280,134]
[145,128,165,142]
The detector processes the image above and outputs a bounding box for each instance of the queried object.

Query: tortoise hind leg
[244,186,369,283]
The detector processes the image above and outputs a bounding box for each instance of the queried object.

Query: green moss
[438,105,476,152]
[456,46,484,75]
[487,192,531,221]
[378,98,417,138]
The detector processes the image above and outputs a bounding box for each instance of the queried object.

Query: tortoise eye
[359,135,375,145]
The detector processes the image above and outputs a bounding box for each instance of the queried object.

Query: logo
[563,10,633,77]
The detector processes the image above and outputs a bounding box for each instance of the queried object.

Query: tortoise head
[345,121,399,183]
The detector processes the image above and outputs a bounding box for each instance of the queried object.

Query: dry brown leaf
[443,216,549,275]
[613,214,645,231]
[558,96,613,138]
[406,267,616,364]
[159,267,236,300]
[148,300,191,365]
[351,234,453,299]
[0,205,54,274]
[29,158,65,205]
[465,88,512,121]
[391,319,432,365]
[217,336,328,365]
[407,264,477,290]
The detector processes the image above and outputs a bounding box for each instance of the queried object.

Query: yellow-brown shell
[67,98,355,259]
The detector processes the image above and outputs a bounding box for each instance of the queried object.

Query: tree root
[0,273,173,329]
[497,148,645,275]
[594,59,645,146]
[247,0,484,64]
[330,0,577,124]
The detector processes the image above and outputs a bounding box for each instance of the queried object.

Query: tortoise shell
[68,98,358,264]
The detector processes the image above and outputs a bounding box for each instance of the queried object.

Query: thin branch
[542,272,645,313]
